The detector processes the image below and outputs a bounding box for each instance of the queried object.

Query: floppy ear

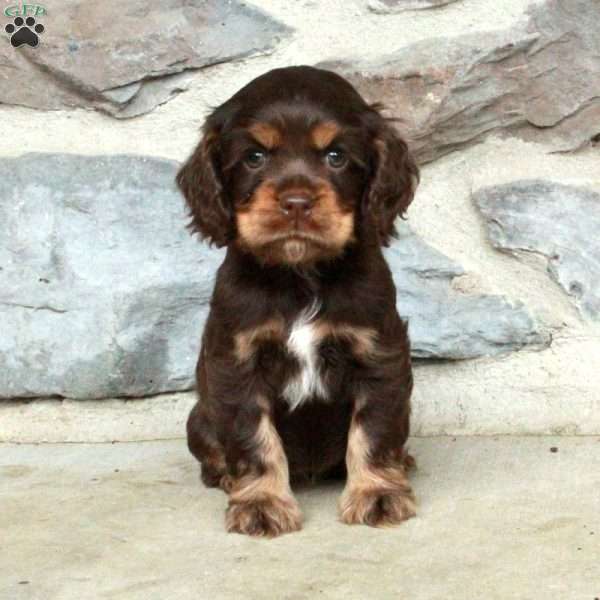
[366,120,419,246]
[176,128,233,247]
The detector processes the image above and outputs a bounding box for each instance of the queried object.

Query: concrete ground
[1,437,598,600]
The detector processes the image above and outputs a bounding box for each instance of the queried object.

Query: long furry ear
[366,119,419,246]
[176,129,233,247]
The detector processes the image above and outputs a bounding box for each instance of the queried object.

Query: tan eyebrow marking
[247,122,282,149]
[310,121,341,149]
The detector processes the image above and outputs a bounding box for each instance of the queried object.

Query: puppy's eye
[244,149,267,169]
[325,148,347,169]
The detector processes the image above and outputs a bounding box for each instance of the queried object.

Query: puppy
[177,65,419,537]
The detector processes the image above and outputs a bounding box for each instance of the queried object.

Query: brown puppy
[177,66,419,537]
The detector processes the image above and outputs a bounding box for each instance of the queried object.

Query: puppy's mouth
[268,227,327,244]
[268,230,328,260]
[249,228,336,265]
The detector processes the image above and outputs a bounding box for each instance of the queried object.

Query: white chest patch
[283,300,327,411]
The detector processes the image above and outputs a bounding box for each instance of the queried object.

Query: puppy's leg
[225,400,302,537]
[187,401,228,490]
[339,385,416,527]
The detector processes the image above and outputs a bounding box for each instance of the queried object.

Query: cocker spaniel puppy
[177,65,419,537]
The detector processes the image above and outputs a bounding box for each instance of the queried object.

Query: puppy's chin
[282,239,309,264]
[238,235,345,267]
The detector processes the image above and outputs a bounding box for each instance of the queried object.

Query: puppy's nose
[278,191,315,216]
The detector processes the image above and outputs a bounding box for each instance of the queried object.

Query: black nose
[278,191,315,216]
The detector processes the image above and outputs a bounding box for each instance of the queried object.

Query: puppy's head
[177,66,418,265]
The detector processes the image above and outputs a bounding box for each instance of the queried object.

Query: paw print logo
[5,16,45,48]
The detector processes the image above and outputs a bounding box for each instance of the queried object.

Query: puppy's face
[177,67,418,265]
[224,110,369,264]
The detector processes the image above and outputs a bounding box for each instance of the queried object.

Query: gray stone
[384,223,547,358]
[474,180,600,320]
[0,154,546,400]
[322,0,600,163]
[0,1,291,118]
[0,154,223,399]
[368,0,459,13]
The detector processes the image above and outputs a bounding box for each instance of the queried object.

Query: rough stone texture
[384,223,547,358]
[323,0,600,163]
[2,438,599,599]
[0,0,596,434]
[474,180,600,320]
[0,154,222,399]
[0,0,290,118]
[368,0,459,13]
[0,153,545,399]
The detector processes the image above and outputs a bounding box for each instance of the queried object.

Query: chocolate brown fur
[178,66,419,537]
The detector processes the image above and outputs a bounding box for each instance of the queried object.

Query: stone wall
[1,0,599,441]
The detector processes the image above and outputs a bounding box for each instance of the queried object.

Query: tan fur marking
[226,411,302,536]
[228,413,292,501]
[314,322,379,358]
[283,239,307,263]
[236,182,279,248]
[313,182,355,248]
[235,180,354,265]
[248,122,281,149]
[339,419,416,527]
[311,121,341,149]
[234,318,286,363]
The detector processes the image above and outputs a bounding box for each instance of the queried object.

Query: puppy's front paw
[339,487,416,527]
[226,495,302,537]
